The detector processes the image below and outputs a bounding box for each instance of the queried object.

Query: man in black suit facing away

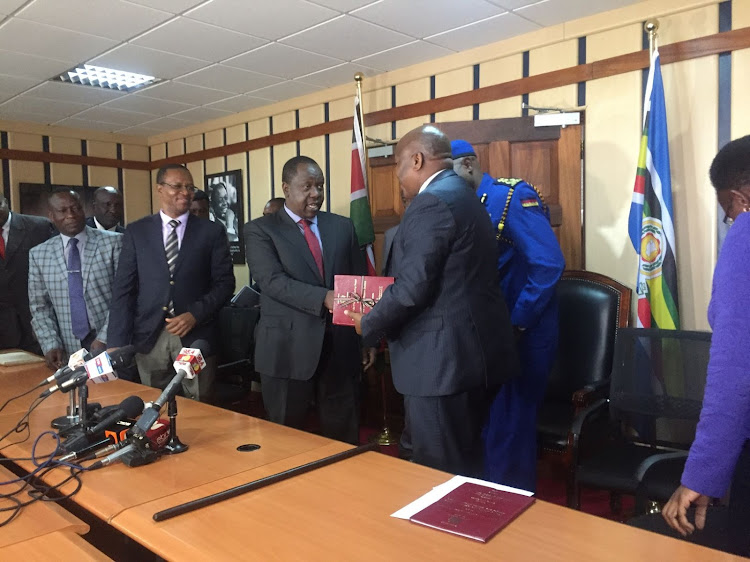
[347,126,519,476]
[86,186,125,233]
[108,164,235,402]
[0,192,55,353]
[245,156,375,444]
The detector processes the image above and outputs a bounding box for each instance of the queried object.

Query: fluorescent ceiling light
[55,64,159,92]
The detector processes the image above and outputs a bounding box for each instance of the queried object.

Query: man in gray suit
[86,186,125,233]
[29,190,122,370]
[0,192,55,353]
[348,126,519,476]
[246,156,374,444]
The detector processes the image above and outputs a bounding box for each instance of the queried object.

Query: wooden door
[366,116,584,271]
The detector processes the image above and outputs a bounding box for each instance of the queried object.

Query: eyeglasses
[159,182,196,194]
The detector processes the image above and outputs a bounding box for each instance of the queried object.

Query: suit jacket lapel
[317,212,335,287]
[81,227,98,290]
[277,210,323,284]
[5,214,25,261]
[52,235,67,279]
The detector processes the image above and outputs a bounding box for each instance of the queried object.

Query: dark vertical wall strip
[223,128,228,170]
[718,0,732,149]
[429,75,436,123]
[148,146,153,211]
[116,143,123,192]
[391,86,396,140]
[42,136,50,185]
[577,37,587,107]
[472,64,480,120]
[642,23,649,114]
[245,123,251,221]
[182,138,187,164]
[521,51,530,117]
[201,133,206,192]
[1,132,10,204]
[324,102,331,212]
[80,140,88,188]
[295,110,300,156]
[269,117,275,197]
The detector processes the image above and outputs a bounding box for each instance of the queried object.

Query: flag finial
[644,19,660,54]
[354,72,364,83]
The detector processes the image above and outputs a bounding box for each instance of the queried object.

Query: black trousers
[630,439,750,557]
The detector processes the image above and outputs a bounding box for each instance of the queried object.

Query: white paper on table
[391,475,533,520]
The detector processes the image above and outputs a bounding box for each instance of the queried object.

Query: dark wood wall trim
[2,26,749,173]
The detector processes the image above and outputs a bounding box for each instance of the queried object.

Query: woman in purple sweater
[662,135,750,556]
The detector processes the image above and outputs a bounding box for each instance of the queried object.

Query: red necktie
[0,233,5,260]
[299,219,324,279]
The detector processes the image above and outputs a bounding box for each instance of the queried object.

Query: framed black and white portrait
[205,169,244,265]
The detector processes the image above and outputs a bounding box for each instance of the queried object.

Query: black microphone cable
[0,383,44,415]
[0,393,51,450]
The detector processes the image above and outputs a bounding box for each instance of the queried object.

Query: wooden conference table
[0,363,744,561]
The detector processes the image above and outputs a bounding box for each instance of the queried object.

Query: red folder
[332,275,394,327]
[409,482,535,543]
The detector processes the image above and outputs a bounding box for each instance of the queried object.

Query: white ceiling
[0,0,638,137]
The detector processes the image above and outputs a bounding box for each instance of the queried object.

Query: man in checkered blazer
[29,190,122,370]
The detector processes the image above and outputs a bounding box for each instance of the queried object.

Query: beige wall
[2,0,741,330]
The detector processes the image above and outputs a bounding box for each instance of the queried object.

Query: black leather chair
[537,270,631,502]
[569,328,712,511]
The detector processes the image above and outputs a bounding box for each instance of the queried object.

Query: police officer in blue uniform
[451,139,565,491]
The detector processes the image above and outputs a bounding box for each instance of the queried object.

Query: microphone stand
[162,396,188,454]
[51,387,80,430]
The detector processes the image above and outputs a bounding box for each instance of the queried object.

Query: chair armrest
[572,379,610,411]
[568,398,609,471]
[634,451,689,483]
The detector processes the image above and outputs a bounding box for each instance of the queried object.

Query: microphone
[41,346,135,397]
[57,435,115,463]
[38,349,91,388]
[133,342,208,437]
[88,442,138,470]
[88,419,171,469]
[85,396,144,436]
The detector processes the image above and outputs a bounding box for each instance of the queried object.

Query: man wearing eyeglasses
[108,164,235,402]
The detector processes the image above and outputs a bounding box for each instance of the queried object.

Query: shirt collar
[418,169,446,195]
[1,212,11,234]
[60,227,87,249]
[284,204,318,226]
[93,216,118,231]
[160,210,189,227]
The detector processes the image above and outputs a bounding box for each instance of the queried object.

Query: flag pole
[644,19,659,55]
[354,73,371,192]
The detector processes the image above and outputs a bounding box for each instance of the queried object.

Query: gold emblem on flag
[639,217,665,279]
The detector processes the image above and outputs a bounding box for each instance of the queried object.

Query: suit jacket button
[170,281,175,286]
[162,306,168,311]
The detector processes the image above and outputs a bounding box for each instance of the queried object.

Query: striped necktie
[165,219,180,316]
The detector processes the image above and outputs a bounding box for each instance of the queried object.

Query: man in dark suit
[347,126,519,476]
[0,192,55,353]
[86,186,125,233]
[245,155,374,444]
[108,164,235,402]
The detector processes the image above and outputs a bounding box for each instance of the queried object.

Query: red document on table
[409,482,535,543]
[332,275,394,327]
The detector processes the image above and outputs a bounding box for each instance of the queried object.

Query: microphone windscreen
[120,395,145,418]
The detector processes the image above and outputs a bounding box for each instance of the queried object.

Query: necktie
[299,219,324,279]
[67,238,90,340]
[0,232,5,260]
[165,219,180,316]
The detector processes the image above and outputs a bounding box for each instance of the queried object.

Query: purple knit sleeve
[681,213,750,497]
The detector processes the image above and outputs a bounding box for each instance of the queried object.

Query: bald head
[394,126,453,202]
[92,185,123,229]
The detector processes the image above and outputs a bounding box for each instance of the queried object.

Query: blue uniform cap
[450,139,476,159]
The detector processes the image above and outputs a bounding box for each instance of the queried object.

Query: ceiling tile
[54,118,123,132]
[297,62,381,88]
[0,19,117,63]
[17,0,173,41]
[0,50,71,79]
[101,94,194,116]
[138,115,194,131]
[137,81,233,105]
[247,80,323,102]
[516,0,638,27]
[133,17,267,62]
[74,106,155,126]
[185,0,338,40]
[351,0,502,38]
[124,0,207,14]
[24,81,127,104]
[171,106,233,123]
[354,40,454,72]
[176,65,282,94]
[426,13,540,51]
[0,109,54,124]
[0,94,92,119]
[0,0,26,13]
[0,74,38,96]
[205,94,275,113]
[307,0,378,11]
[90,44,207,80]
[224,43,342,80]
[115,124,164,136]
[485,0,540,9]
[281,15,411,61]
